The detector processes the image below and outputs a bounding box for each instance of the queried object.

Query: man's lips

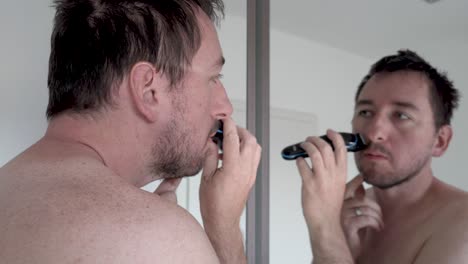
[362,151,388,160]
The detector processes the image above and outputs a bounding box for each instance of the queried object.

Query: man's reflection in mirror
[297,49,467,264]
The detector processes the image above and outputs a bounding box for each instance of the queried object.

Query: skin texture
[0,7,261,264]
[298,71,468,264]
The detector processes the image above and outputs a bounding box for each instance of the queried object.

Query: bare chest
[357,219,435,264]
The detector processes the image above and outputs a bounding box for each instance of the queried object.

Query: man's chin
[182,167,203,178]
[178,161,205,178]
[161,170,200,180]
[156,161,203,180]
[363,173,412,190]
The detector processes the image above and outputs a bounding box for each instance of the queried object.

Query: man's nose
[213,85,233,119]
[363,114,388,143]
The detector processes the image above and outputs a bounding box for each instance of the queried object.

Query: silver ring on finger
[354,207,363,216]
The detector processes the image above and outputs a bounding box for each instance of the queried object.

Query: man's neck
[45,113,155,187]
[371,166,435,221]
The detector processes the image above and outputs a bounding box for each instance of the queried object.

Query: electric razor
[281,132,367,160]
[212,120,224,152]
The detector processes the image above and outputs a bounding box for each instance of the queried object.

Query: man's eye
[396,112,410,120]
[358,110,372,117]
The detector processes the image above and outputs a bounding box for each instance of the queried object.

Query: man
[0,0,261,263]
[298,50,468,263]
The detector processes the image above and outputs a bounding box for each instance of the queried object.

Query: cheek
[392,135,432,162]
[396,125,428,145]
[351,118,364,133]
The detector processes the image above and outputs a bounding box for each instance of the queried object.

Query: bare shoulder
[0,158,219,263]
[413,185,468,264]
[437,182,468,221]
[54,176,220,263]
[122,188,220,264]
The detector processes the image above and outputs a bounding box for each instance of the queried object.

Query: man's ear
[128,62,165,122]
[432,125,453,157]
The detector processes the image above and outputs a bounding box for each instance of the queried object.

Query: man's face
[352,71,438,189]
[152,9,232,179]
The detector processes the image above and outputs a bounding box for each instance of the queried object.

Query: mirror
[268,0,468,262]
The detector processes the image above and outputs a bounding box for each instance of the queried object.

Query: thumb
[345,175,364,200]
[201,142,219,182]
[154,178,182,204]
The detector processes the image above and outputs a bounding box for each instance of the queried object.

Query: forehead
[189,8,223,72]
[357,71,432,108]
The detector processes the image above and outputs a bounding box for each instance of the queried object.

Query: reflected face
[152,9,233,179]
[352,71,438,189]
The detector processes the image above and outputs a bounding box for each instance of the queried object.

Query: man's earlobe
[129,62,159,122]
[432,125,452,157]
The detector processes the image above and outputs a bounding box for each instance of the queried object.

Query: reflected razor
[281,132,367,160]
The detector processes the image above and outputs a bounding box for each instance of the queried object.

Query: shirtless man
[0,0,261,263]
[297,50,468,263]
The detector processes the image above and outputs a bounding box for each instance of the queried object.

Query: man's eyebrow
[393,101,420,111]
[355,99,420,111]
[355,99,373,107]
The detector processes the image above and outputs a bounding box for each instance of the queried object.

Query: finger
[355,184,366,199]
[233,126,260,185]
[327,129,347,167]
[344,175,364,199]
[201,142,219,181]
[220,118,240,170]
[296,157,313,182]
[343,197,383,221]
[300,141,325,173]
[344,206,384,229]
[237,126,257,157]
[154,178,182,204]
[307,135,335,169]
[344,214,383,233]
[342,198,384,229]
[250,144,262,184]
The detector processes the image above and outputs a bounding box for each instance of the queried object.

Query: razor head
[212,120,224,152]
[281,132,367,160]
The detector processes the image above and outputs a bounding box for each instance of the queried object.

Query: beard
[356,143,432,189]
[149,92,212,179]
[150,117,206,179]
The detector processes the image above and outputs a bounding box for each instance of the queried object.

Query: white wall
[0,0,52,165]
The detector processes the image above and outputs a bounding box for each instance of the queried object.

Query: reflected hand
[296,129,355,263]
[296,129,348,230]
[341,175,384,260]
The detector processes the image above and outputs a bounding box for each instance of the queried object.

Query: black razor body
[281,132,367,160]
[212,120,224,152]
